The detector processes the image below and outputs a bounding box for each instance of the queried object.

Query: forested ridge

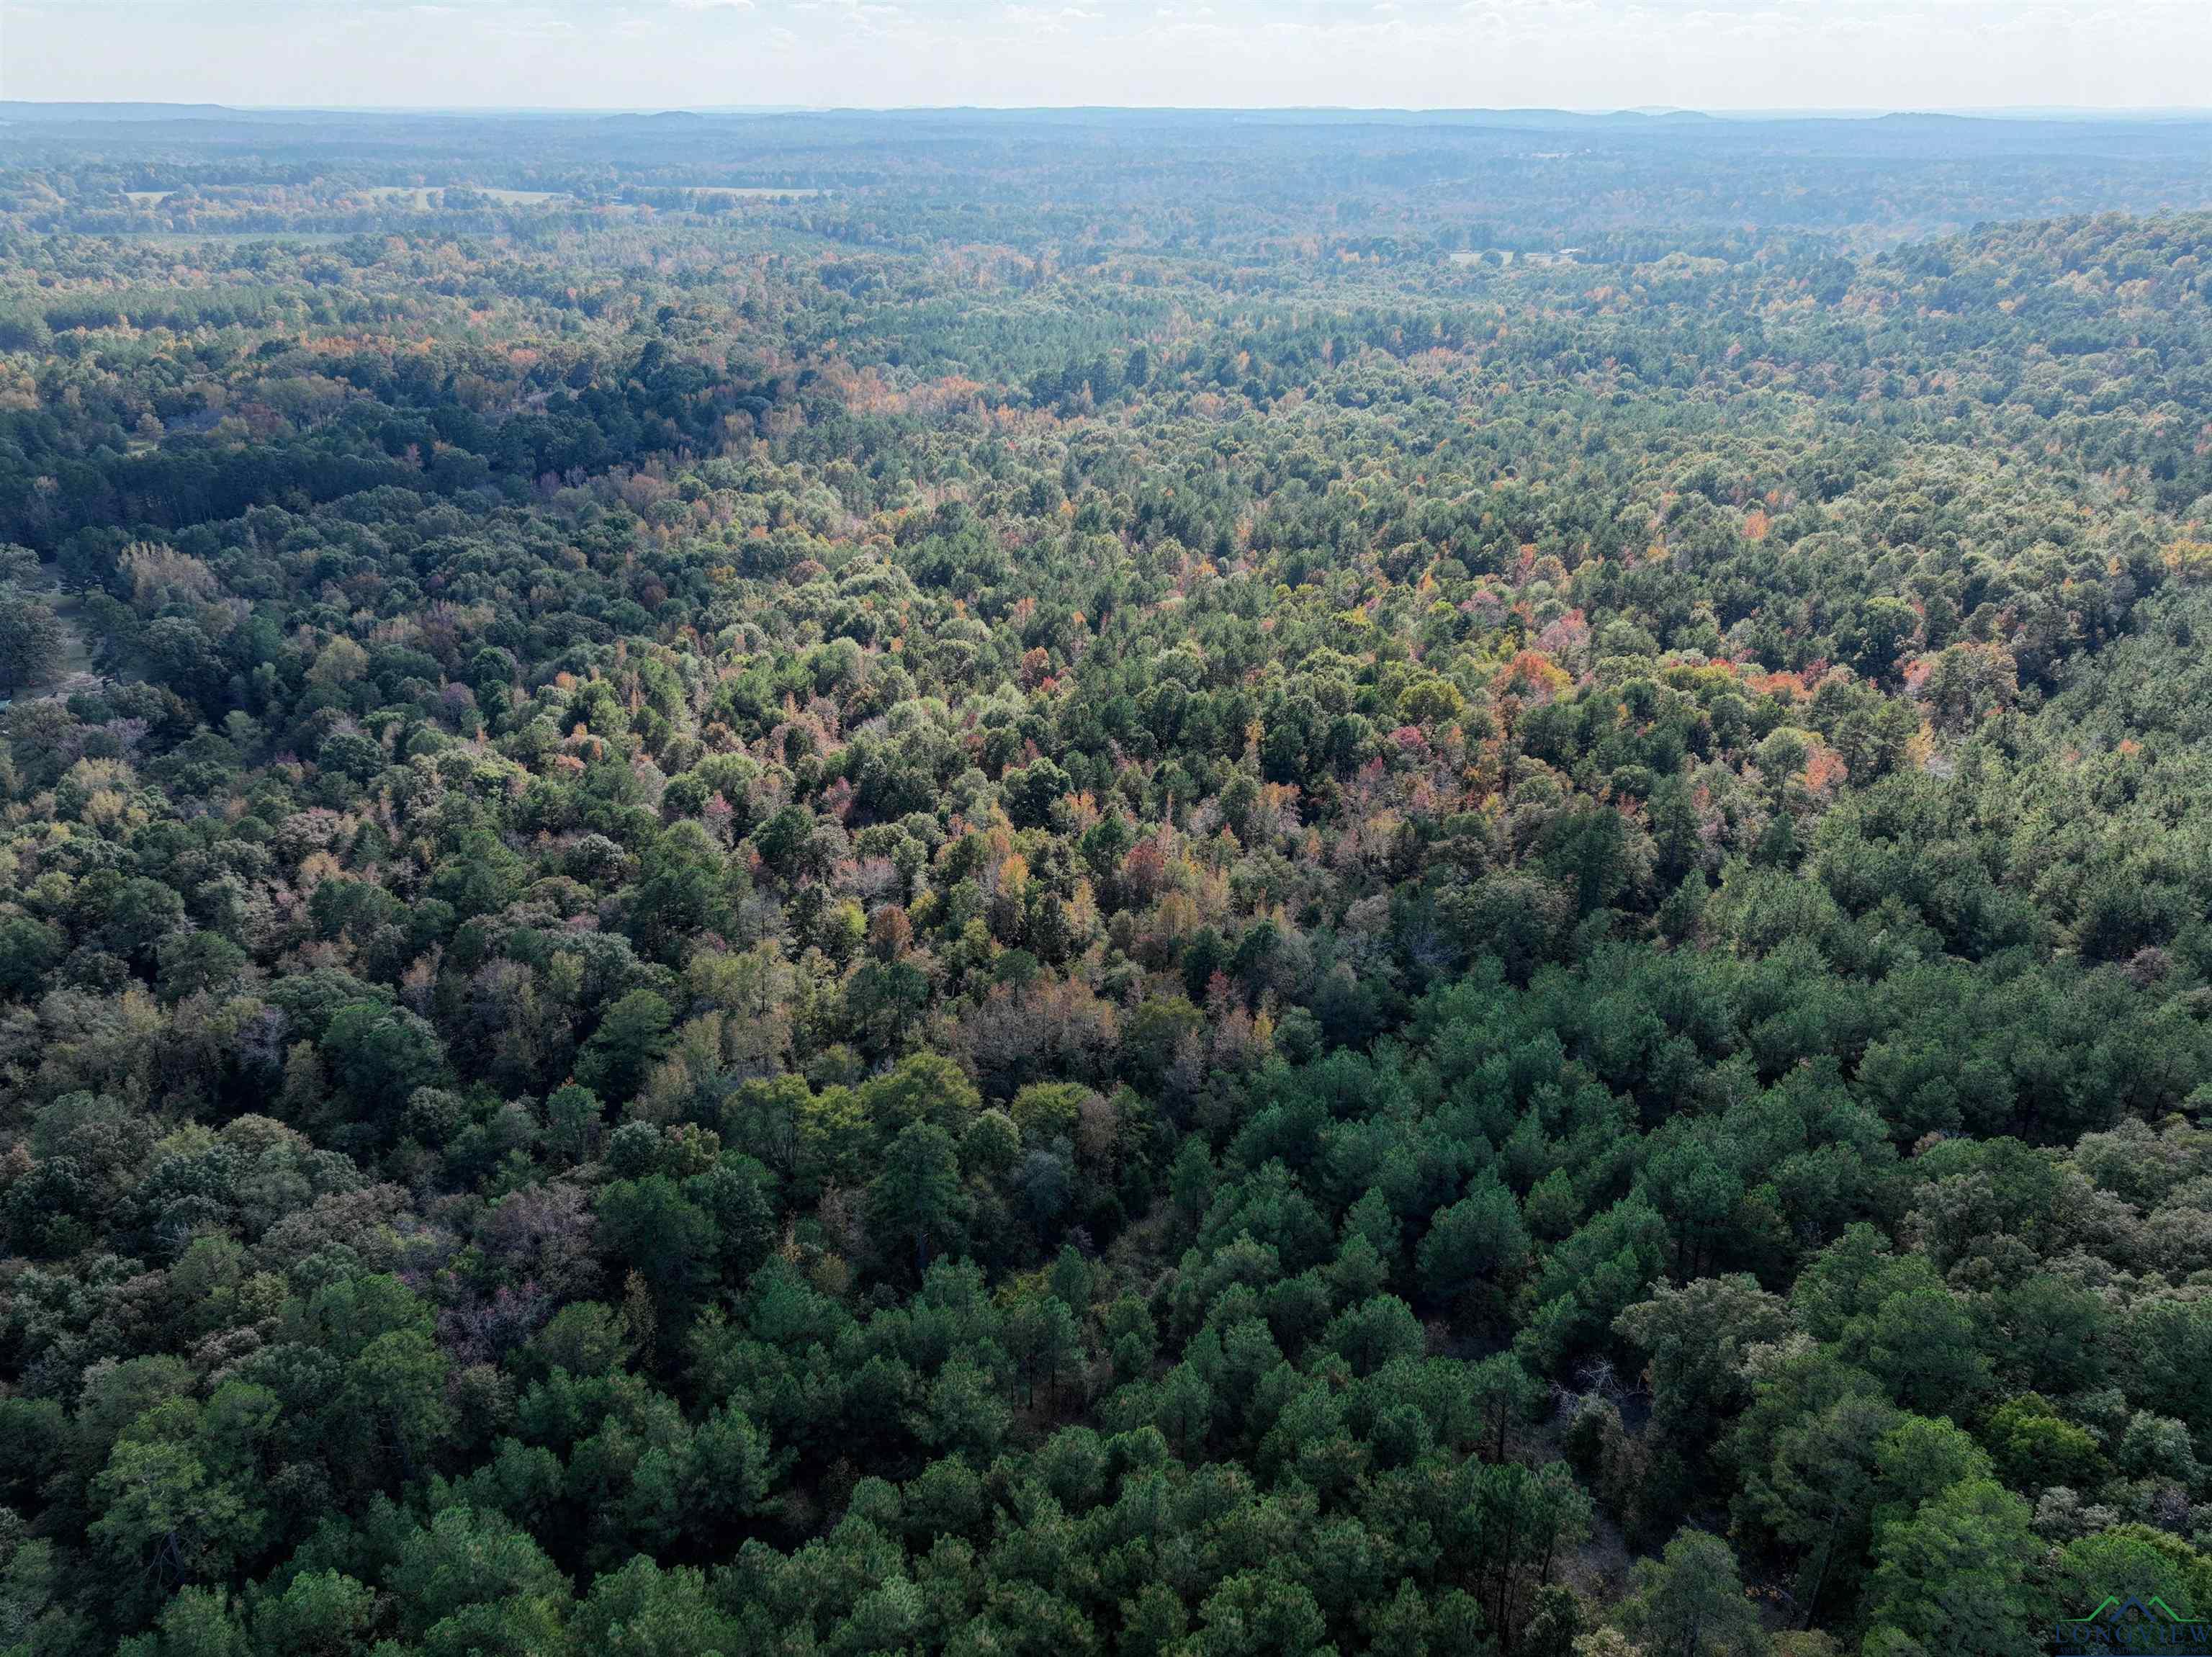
[4,109,2212,1657]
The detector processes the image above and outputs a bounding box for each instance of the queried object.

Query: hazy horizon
[5,0,2210,116]
[7,100,2212,120]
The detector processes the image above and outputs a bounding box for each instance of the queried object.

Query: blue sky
[4,0,2207,113]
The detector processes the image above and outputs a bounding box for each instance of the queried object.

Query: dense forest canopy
[4,105,2212,1657]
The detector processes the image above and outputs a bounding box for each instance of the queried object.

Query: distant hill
[0,102,264,124]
